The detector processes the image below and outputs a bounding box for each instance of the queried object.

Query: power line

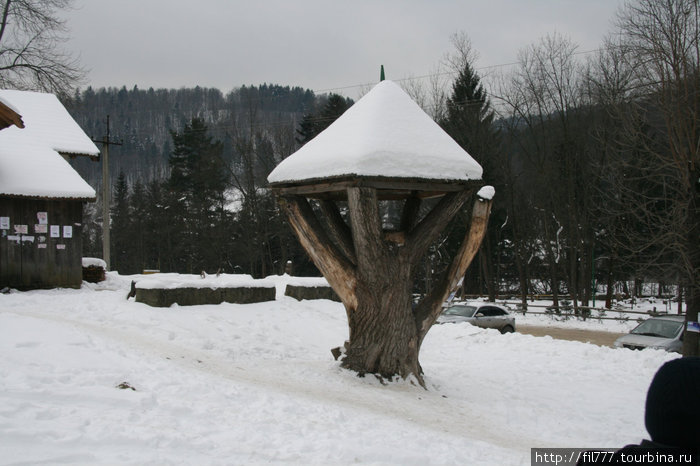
[314,48,602,95]
[74,47,608,147]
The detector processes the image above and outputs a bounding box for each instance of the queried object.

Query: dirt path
[516,325,626,348]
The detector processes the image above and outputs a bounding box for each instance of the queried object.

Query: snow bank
[0,275,677,465]
[133,273,331,304]
[134,272,273,290]
[81,257,107,268]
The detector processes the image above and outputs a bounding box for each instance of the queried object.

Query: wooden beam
[271,177,480,200]
[0,101,24,130]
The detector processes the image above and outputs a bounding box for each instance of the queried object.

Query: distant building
[0,90,99,290]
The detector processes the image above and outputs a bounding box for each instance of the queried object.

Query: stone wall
[285,284,340,302]
[135,286,275,307]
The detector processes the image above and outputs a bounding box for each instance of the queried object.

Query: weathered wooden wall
[0,198,85,289]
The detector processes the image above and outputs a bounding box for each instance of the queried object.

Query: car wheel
[500,325,514,334]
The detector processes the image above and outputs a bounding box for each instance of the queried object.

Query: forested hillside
[65,84,319,184]
[63,84,353,278]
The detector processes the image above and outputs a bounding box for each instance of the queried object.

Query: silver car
[614,315,686,353]
[437,302,515,334]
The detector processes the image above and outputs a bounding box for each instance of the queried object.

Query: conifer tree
[441,60,502,300]
[166,118,227,273]
[295,93,352,146]
[129,180,147,273]
[111,171,131,273]
[443,62,497,174]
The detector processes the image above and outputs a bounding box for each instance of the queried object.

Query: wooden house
[0,90,99,290]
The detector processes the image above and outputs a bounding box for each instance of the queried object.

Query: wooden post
[94,115,122,271]
[101,131,110,270]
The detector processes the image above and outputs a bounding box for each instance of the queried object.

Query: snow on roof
[267,80,483,185]
[0,90,98,200]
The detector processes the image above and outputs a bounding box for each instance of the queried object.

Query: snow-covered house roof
[267,80,483,189]
[0,90,98,200]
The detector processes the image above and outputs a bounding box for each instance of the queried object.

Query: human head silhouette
[644,357,700,448]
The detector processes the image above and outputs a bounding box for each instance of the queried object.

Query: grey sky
[65,0,623,98]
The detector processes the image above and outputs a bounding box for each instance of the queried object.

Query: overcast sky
[64,0,624,98]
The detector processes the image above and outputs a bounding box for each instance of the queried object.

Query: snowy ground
[0,273,677,465]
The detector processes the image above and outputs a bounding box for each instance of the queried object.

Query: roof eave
[0,192,96,202]
[269,175,482,201]
[59,150,100,161]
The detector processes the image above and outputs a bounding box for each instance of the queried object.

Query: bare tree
[0,0,84,94]
[592,0,700,355]
[496,33,595,312]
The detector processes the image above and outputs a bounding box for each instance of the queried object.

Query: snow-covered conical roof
[267,80,482,186]
[0,90,98,200]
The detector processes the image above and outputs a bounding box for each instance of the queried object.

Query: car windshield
[631,319,683,339]
[443,305,477,318]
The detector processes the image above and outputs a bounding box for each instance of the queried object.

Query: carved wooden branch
[347,187,386,272]
[415,196,493,342]
[407,189,472,263]
[281,196,357,309]
[319,199,356,265]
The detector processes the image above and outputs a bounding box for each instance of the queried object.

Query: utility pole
[93,115,122,271]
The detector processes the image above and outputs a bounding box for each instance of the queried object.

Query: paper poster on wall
[688,321,700,333]
[14,224,28,234]
[56,244,66,250]
[63,225,73,238]
[35,224,47,234]
[0,217,9,229]
[37,243,47,249]
[37,212,48,225]
[50,225,60,238]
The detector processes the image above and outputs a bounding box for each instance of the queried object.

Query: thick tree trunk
[516,253,529,311]
[683,284,699,357]
[341,255,422,381]
[681,185,699,357]
[508,192,528,310]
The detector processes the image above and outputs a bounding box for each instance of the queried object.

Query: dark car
[437,302,515,334]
